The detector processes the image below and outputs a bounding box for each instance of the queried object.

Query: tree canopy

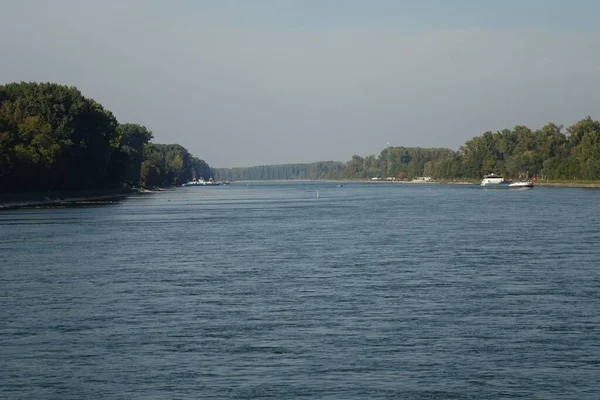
[0,82,211,192]
[214,117,600,182]
[4,82,598,188]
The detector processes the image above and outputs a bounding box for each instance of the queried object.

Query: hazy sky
[1,1,600,167]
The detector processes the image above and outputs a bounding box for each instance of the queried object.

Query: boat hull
[481,182,510,188]
[481,182,533,189]
[508,182,534,189]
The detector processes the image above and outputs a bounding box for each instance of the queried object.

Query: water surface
[1,182,599,399]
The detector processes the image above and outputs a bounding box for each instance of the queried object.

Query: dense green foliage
[427,118,600,180]
[347,147,457,180]
[216,118,600,182]
[0,82,210,192]
[0,82,120,191]
[4,82,597,188]
[117,123,154,186]
[213,148,464,181]
[140,143,211,188]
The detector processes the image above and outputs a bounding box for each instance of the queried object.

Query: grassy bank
[425,179,600,188]
[535,180,600,188]
[381,178,600,188]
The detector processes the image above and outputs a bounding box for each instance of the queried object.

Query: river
[1,182,599,399]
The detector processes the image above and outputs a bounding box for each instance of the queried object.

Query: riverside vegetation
[2,82,600,195]
[0,82,211,199]
[214,118,600,183]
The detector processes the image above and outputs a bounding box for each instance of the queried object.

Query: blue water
[1,182,599,399]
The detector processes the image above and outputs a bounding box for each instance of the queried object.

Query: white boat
[480,173,508,187]
[182,177,220,187]
[480,173,533,189]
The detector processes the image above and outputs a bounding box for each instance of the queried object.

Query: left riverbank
[0,188,145,210]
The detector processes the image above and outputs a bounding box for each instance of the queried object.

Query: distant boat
[182,177,220,187]
[480,173,533,189]
[338,184,344,188]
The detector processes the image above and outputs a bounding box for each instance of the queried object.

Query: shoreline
[535,182,600,188]
[278,179,600,188]
[394,180,600,188]
[250,178,600,188]
[0,187,180,210]
[3,180,600,209]
[0,188,142,210]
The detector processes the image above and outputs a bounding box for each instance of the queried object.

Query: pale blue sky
[179,0,599,32]
[1,1,599,167]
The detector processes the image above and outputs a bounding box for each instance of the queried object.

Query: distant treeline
[214,161,347,181]
[215,118,600,181]
[0,82,211,192]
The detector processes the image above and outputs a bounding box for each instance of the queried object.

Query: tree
[0,82,211,192]
[0,82,119,191]
[116,123,153,186]
[567,116,600,147]
[345,155,364,178]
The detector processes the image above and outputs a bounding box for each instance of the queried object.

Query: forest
[423,119,600,181]
[214,118,600,182]
[2,82,599,191]
[0,82,211,193]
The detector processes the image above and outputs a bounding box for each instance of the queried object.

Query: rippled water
[1,182,599,399]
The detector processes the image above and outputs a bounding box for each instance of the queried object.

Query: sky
[1,0,600,168]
